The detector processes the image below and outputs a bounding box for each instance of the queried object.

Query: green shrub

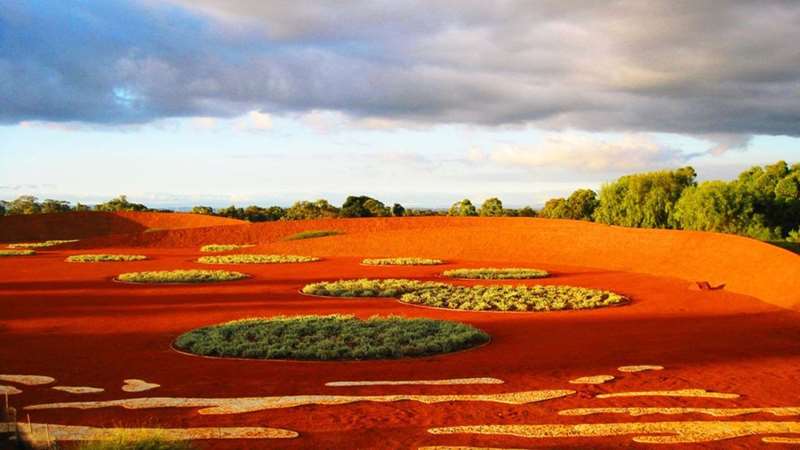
[67,254,148,262]
[0,249,36,257]
[302,278,446,297]
[117,269,248,283]
[174,314,489,360]
[401,285,627,312]
[197,254,319,264]
[443,268,550,279]
[284,230,341,240]
[8,239,79,248]
[75,430,194,450]
[362,257,443,265]
[199,244,254,253]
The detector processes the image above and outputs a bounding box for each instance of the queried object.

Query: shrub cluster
[174,314,489,360]
[197,254,319,264]
[443,268,550,279]
[117,269,248,283]
[302,278,446,297]
[284,230,341,240]
[8,239,79,248]
[199,244,254,253]
[362,257,444,265]
[66,254,148,262]
[0,249,36,257]
[400,285,627,312]
[76,430,194,450]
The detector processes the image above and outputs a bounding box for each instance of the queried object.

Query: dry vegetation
[117,270,248,283]
[197,254,319,264]
[362,257,444,265]
[8,239,79,248]
[0,249,36,257]
[199,244,254,253]
[443,267,550,279]
[284,230,341,240]
[66,254,148,262]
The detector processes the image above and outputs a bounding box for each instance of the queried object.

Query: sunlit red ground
[2,212,800,449]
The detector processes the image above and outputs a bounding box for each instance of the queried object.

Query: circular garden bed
[197,254,318,264]
[442,268,549,279]
[174,315,489,360]
[116,269,248,284]
[362,258,443,266]
[67,254,148,262]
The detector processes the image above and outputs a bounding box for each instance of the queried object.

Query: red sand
[2,212,800,449]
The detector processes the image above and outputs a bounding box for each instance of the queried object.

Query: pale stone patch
[25,389,575,415]
[617,365,664,372]
[568,375,615,385]
[326,377,504,387]
[596,389,739,399]
[560,407,800,417]
[52,386,104,394]
[0,375,55,385]
[122,379,159,393]
[0,385,22,395]
[763,437,800,444]
[428,421,800,444]
[2,422,297,442]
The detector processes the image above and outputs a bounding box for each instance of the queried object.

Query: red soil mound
[0,211,243,242]
[81,216,798,311]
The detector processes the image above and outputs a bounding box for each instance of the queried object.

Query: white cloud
[487,133,692,172]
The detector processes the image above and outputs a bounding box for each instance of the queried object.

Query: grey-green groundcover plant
[284,230,341,240]
[199,244,254,253]
[197,254,319,264]
[67,254,148,262]
[117,269,248,283]
[443,268,549,279]
[8,239,79,248]
[303,279,627,312]
[362,257,443,265]
[175,315,489,360]
[0,249,36,256]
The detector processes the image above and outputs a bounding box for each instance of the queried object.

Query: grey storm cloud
[2,0,800,139]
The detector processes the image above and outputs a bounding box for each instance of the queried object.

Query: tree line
[2,160,798,242]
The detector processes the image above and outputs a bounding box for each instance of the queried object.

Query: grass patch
[76,430,194,450]
[443,268,549,279]
[401,285,627,312]
[302,278,446,297]
[362,257,444,265]
[0,249,36,256]
[199,244,254,253]
[67,254,148,262]
[284,230,341,240]
[8,239,79,248]
[302,278,627,312]
[174,314,489,360]
[197,254,319,264]
[117,269,247,284]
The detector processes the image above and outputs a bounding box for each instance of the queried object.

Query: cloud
[1,0,799,140]
[483,133,693,172]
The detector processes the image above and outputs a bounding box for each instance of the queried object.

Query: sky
[1,1,799,208]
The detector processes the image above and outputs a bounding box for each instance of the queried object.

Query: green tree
[479,197,504,217]
[363,198,390,217]
[73,203,90,212]
[517,206,537,217]
[673,181,775,238]
[0,201,6,216]
[391,203,405,217]
[94,195,149,212]
[539,198,568,219]
[340,196,389,218]
[217,205,244,219]
[564,189,598,220]
[284,199,339,220]
[6,195,42,215]
[191,206,214,215]
[593,167,696,228]
[40,199,72,214]
[448,199,477,216]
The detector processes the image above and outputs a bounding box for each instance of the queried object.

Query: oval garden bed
[116,269,248,284]
[302,279,627,312]
[174,315,489,360]
[0,249,36,257]
[67,254,148,263]
[197,254,319,264]
[442,268,549,279]
[362,258,444,266]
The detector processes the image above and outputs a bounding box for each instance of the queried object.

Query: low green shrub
[199,244,254,253]
[400,285,627,312]
[0,249,36,257]
[362,257,443,265]
[174,314,489,360]
[302,278,446,297]
[197,254,319,264]
[117,269,248,283]
[284,230,341,240]
[67,254,148,263]
[8,239,79,248]
[443,268,550,279]
[75,430,194,450]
